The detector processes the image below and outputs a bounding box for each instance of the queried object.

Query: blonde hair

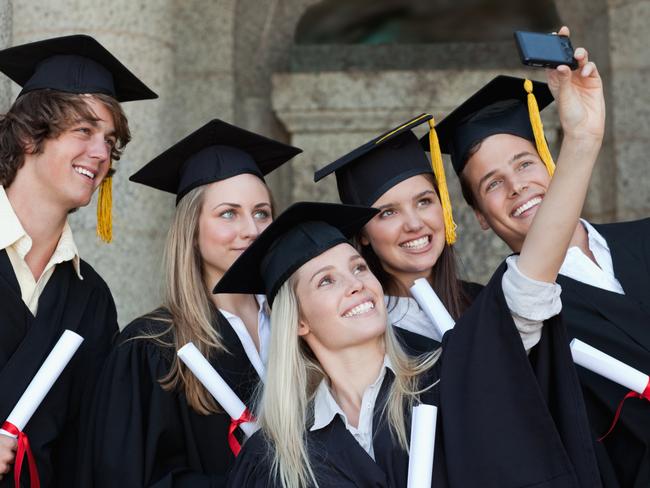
[259,278,440,488]
[135,185,225,414]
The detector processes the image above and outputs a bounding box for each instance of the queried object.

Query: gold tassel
[524,79,555,176]
[96,173,113,243]
[428,118,457,245]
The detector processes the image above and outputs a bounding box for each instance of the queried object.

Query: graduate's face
[25,97,115,211]
[360,174,446,289]
[294,243,387,354]
[462,134,551,252]
[198,173,272,286]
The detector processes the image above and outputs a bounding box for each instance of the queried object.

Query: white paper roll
[570,339,649,394]
[0,330,84,438]
[410,278,455,340]
[407,404,437,488]
[177,342,257,437]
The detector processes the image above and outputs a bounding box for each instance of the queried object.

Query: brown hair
[0,90,131,187]
[357,174,472,320]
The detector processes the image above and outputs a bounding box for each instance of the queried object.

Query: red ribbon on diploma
[599,379,650,442]
[228,408,254,456]
[1,421,40,488]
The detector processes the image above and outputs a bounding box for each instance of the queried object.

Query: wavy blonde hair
[258,277,440,488]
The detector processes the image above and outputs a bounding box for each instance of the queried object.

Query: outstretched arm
[518,26,605,283]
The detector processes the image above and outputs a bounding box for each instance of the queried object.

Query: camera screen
[525,32,566,59]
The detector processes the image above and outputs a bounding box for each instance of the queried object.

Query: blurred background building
[1,0,647,326]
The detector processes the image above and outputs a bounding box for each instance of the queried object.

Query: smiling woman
[79,119,302,487]
[216,201,603,488]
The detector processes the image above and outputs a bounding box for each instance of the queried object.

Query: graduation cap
[130,119,302,204]
[0,34,158,243]
[0,34,158,102]
[424,75,555,176]
[314,113,457,244]
[213,202,378,306]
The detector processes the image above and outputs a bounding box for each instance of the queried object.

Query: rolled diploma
[410,278,455,339]
[0,330,84,438]
[177,342,257,437]
[407,404,437,488]
[570,338,649,394]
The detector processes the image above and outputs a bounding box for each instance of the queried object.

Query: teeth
[74,166,96,180]
[343,301,374,318]
[401,236,429,249]
[513,197,542,217]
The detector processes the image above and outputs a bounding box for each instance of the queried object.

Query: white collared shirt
[388,256,561,352]
[559,219,624,294]
[219,294,270,380]
[0,186,82,315]
[310,356,394,460]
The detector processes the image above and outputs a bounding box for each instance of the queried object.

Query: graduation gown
[556,218,650,487]
[227,263,601,487]
[79,309,260,488]
[0,250,118,488]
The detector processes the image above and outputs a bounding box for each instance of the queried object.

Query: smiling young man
[0,35,156,487]
[428,30,649,487]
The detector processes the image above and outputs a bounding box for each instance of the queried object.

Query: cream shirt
[0,186,82,315]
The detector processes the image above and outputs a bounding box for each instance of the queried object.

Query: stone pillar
[12,0,177,326]
[0,1,11,110]
[608,0,650,220]
[272,69,560,283]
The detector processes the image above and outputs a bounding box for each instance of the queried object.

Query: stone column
[12,0,177,326]
[0,1,11,110]
[272,69,560,283]
[608,0,650,220]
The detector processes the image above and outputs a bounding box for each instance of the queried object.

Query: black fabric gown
[227,262,601,487]
[0,250,118,488]
[557,218,650,488]
[78,309,260,488]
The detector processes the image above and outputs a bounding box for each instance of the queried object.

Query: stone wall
[0,0,647,325]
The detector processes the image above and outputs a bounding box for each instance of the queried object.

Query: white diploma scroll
[570,338,649,394]
[410,278,456,340]
[0,330,84,438]
[407,404,438,488]
[177,342,257,437]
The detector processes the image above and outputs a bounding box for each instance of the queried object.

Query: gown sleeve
[226,432,276,487]
[79,318,230,488]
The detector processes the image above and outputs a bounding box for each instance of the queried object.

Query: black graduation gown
[556,218,650,487]
[227,263,601,487]
[78,309,260,488]
[0,249,118,488]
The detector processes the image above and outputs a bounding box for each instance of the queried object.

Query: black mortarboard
[129,119,302,204]
[315,113,458,244]
[0,34,158,102]
[424,75,555,175]
[213,202,378,306]
[314,114,433,207]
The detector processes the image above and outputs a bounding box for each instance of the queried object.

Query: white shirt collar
[310,355,394,432]
[559,219,623,294]
[219,294,269,380]
[0,186,82,279]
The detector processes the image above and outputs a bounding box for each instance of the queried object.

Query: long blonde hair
[136,185,225,414]
[259,278,440,488]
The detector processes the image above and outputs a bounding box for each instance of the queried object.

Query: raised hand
[0,434,17,480]
[546,26,606,142]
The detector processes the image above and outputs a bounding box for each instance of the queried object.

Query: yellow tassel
[428,118,457,245]
[96,174,113,243]
[524,79,555,176]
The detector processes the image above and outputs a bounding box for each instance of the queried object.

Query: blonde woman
[79,120,301,487]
